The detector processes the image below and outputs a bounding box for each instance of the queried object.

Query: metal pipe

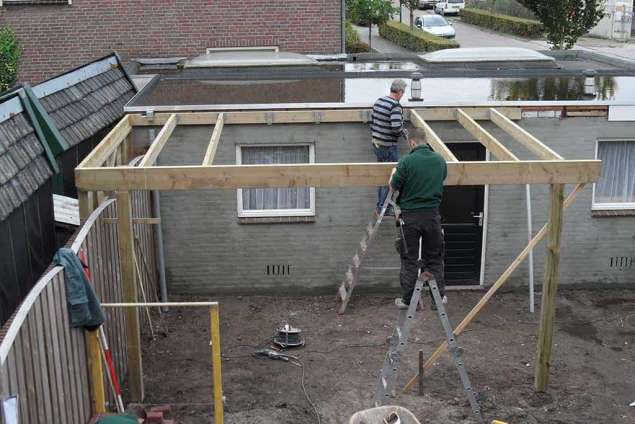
[341,0,346,53]
[526,184,535,313]
[153,189,168,306]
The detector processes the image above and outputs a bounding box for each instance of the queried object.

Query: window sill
[238,216,316,225]
[591,209,635,218]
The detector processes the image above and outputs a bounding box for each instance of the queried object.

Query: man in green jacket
[389,128,448,309]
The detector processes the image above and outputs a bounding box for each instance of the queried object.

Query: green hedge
[459,7,543,38]
[378,21,459,52]
[345,20,370,52]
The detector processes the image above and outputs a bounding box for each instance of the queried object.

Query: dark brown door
[440,143,486,286]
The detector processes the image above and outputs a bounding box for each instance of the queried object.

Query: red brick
[145,411,163,424]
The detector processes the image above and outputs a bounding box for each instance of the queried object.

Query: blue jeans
[373,144,399,211]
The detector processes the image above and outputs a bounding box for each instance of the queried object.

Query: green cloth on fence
[96,415,138,424]
[53,247,105,330]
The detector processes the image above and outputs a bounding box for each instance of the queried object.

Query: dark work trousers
[373,143,399,211]
[399,209,445,305]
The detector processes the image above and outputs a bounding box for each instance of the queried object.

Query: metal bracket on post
[145,108,155,124]
[313,111,323,124]
[265,112,274,126]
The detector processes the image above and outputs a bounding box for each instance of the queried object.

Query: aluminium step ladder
[374,277,484,424]
[337,189,400,314]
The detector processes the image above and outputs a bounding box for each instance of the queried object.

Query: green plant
[347,0,397,50]
[0,27,21,92]
[460,8,543,37]
[518,0,605,49]
[345,20,371,52]
[379,20,460,52]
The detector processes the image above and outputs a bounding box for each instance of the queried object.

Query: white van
[434,0,465,15]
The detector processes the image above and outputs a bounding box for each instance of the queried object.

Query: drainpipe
[153,190,168,307]
[341,0,346,53]
[526,184,534,313]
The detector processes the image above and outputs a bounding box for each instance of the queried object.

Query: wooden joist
[410,110,458,162]
[489,108,562,160]
[77,115,131,168]
[139,114,178,167]
[126,107,522,126]
[456,108,519,161]
[202,112,225,166]
[76,160,601,191]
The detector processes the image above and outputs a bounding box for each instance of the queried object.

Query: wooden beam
[489,109,563,160]
[75,160,601,191]
[115,191,144,401]
[535,183,565,391]
[139,114,178,167]
[403,183,586,393]
[410,110,458,162]
[77,115,131,168]
[103,217,161,225]
[202,112,224,166]
[126,107,522,126]
[456,108,519,161]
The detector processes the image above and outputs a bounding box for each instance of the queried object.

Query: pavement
[353,8,635,63]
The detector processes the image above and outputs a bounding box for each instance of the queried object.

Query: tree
[0,26,21,92]
[518,0,605,49]
[401,0,419,29]
[348,0,397,50]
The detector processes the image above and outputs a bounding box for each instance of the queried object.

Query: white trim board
[609,105,635,121]
[0,96,23,124]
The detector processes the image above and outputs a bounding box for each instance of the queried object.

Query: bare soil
[140,289,635,424]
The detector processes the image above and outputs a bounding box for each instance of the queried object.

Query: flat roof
[184,51,318,68]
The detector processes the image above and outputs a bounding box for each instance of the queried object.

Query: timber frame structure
[75,107,601,404]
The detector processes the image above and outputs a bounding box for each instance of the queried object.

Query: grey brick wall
[136,116,635,295]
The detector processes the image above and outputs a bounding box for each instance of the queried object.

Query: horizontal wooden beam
[75,160,601,191]
[126,107,522,127]
[202,112,225,166]
[489,108,563,160]
[77,115,131,168]
[139,114,178,167]
[410,110,458,162]
[456,108,519,161]
[103,218,161,225]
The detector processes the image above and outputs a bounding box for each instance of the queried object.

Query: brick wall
[0,0,342,83]
[130,117,635,296]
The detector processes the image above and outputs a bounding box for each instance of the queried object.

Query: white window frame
[592,138,635,210]
[236,144,316,218]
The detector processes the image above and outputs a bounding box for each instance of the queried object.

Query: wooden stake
[210,305,224,424]
[116,191,144,401]
[534,183,565,391]
[403,184,585,393]
[418,350,424,396]
[87,331,106,413]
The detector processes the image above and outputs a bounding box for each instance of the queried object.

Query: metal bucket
[348,406,422,424]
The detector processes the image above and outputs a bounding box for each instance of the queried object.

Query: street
[353,6,635,62]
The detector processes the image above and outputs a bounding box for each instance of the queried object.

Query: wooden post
[116,190,144,401]
[535,183,565,391]
[418,350,424,396]
[210,305,224,424]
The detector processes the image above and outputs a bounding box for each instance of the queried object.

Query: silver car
[415,15,456,38]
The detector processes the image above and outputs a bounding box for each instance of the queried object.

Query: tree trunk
[410,10,414,29]
[368,23,372,50]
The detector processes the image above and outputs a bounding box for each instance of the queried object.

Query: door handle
[472,212,484,227]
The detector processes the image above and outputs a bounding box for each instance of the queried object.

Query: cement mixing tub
[348,406,421,424]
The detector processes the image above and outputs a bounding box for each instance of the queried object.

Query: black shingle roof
[38,67,135,147]
[0,106,53,221]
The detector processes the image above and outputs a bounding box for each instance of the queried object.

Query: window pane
[241,146,311,210]
[596,141,635,204]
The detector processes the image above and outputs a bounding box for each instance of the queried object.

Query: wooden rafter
[489,108,563,160]
[456,108,519,161]
[139,114,178,167]
[410,110,458,162]
[202,112,225,166]
[75,160,601,191]
[127,107,522,127]
[77,114,131,168]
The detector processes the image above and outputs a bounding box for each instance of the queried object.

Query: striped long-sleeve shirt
[371,96,405,145]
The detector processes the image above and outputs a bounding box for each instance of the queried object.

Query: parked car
[434,0,465,15]
[418,0,437,9]
[414,14,456,38]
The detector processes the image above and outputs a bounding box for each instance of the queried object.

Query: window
[237,144,315,217]
[593,140,635,210]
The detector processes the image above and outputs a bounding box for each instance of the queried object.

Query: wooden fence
[0,190,159,423]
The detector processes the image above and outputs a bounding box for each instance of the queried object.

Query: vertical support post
[526,184,535,313]
[534,183,565,391]
[117,191,144,401]
[79,190,107,413]
[87,331,106,413]
[210,305,224,424]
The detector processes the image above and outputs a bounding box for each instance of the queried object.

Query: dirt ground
[140,289,635,424]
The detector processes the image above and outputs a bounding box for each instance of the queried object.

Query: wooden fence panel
[0,193,160,423]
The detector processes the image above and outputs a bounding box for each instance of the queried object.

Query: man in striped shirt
[371,79,408,215]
